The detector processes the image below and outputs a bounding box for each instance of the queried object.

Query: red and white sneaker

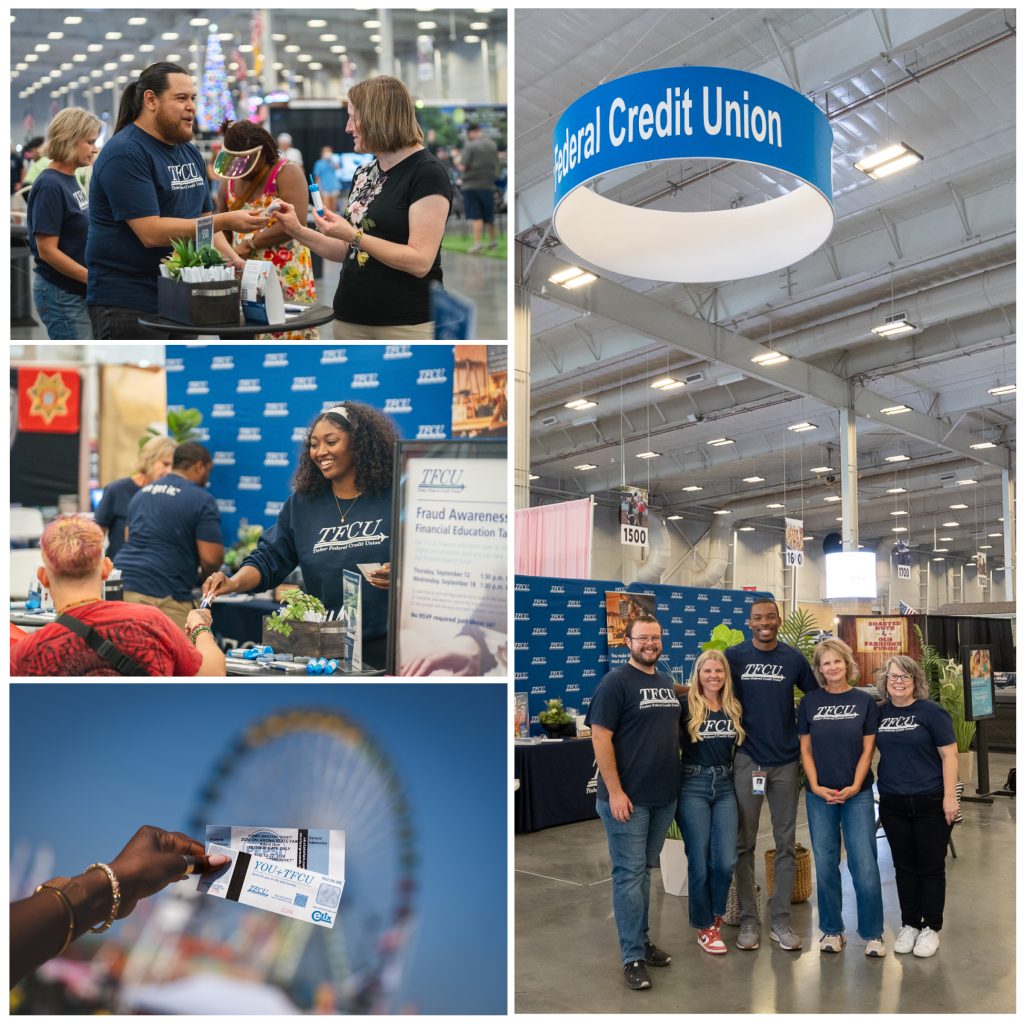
[697,925,728,955]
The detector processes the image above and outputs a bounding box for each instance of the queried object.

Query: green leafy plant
[913,624,944,702]
[140,407,204,449]
[265,589,327,638]
[666,817,683,841]
[700,623,745,652]
[777,607,819,661]
[161,238,226,280]
[937,656,976,753]
[224,523,263,570]
[538,698,574,728]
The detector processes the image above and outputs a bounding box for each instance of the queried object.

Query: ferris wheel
[120,708,416,1014]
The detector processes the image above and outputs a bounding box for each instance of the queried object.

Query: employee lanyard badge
[211,144,263,179]
[752,770,767,796]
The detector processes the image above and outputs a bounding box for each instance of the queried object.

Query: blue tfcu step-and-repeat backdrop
[514,576,773,735]
[166,345,456,541]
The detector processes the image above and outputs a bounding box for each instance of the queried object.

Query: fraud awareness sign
[395,451,507,673]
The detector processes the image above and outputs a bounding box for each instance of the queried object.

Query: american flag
[898,600,917,615]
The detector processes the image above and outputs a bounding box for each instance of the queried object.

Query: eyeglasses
[627,636,661,646]
[886,673,912,683]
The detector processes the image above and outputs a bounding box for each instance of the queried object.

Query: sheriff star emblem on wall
[26,371,71,425]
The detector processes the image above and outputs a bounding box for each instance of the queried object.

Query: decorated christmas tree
[198,25,235,130]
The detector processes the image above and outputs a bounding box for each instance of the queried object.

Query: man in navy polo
[115,442,223,630]
[586,613,680,990]
[727,598,817,952]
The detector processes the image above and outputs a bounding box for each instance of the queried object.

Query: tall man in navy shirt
[585,614,680,991]
[87,62,267,338]
[726,598,817,951]
[115,442,223,630]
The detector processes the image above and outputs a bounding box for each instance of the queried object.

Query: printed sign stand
[958,645,1003,804]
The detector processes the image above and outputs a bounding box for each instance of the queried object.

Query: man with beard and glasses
[86,62,268,338]
[584,614,681,991]
[726,598,817,953]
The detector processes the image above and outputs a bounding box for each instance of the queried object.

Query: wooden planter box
[262,619,348,659]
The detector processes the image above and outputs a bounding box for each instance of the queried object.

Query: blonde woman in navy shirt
[875,654,957,958]
[798,638,885,957]
[675,649,744,955]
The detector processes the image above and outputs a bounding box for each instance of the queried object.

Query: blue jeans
[805,787,884,939]
[675,764,738,928]
[597,797,676,964]
[33,275,91,339]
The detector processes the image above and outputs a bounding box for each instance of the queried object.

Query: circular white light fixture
[553,66,834,282]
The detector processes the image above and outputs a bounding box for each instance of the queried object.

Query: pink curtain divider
[514,497,592,578]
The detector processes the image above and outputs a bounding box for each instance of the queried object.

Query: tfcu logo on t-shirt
[167,162,205,190]
[312,519,387,553]
[812,705,860,721]
[878,716,919,733]
[700,718,738,739]
[742,663,787,682]
[639,687,678,710]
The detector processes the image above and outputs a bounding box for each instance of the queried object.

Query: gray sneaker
[769,924,802,950]
[736,922,760,950]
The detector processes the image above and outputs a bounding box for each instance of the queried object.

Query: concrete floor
[12,224,507,341]
[515,751,1016,1014]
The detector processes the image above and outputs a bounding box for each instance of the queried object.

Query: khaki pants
[332,319,434,340]
[123,591,195,631]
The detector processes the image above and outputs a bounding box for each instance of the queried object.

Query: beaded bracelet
[189,625,214,646]
[35,884,75,955]
[351,228,364,250]
[85,863,121,933]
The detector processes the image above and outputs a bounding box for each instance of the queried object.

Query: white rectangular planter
[659,838,688,896]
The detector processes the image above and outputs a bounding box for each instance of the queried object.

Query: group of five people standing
[586,598,958,991]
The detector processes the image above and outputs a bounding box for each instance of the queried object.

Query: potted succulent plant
[538,698,576,739]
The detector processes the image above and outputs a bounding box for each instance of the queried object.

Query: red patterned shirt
[11,601,203,677]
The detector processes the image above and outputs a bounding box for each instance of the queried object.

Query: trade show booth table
[514,737,599,833]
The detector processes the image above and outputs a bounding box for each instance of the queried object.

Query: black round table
[138,303,335,339]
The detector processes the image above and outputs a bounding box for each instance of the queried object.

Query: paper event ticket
[205,825,345,878]
[198,842,343,928]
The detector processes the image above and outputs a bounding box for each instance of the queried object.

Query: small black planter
[541,722,577,739]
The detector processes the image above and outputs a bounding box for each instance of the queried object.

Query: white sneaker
[864,937,887,958]
[913,927,940,958]
[894,926,920,954]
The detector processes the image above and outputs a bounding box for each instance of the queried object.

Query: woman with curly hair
[675,649,745,956]
[201,403,398,664]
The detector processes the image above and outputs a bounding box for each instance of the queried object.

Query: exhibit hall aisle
[515,751,1015,1013]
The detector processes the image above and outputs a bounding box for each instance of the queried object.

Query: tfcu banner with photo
[166,345,456,542]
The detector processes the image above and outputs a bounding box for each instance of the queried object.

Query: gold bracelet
[85,862,121,933]
[34,884,76,956]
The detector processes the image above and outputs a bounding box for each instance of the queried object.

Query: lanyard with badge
[751,767,767,795]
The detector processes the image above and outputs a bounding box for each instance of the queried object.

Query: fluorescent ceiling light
[650,376,685,391]
[956,478,978,486]
[682,485,703,492]
[889,510,907,516]
[988,532,1002,537]
[891,526,908,533]
[564,398,596,410]
[970,441,997,449]
[881,404,912,415]
[979,544,993,550]
[161,32,178,41]
[933,557,945,562]
[667,514,683,521]
[470,21,489,29]
[942,521,960,528]
[127,17,146,26]
[765,503,785,509]
[574,463,597,471]
[823,495,842,503]
[804,535,814,541]
[528,474,539,481]
[871,313,918,338]
[886,487,907,494]
[743,475,765,483]
[810,466,833,474]
[191,18,210,26]
[636,451,660,459]
[706,438,734,447]
[788,422,817,432]
[308,19,327,27]
[64,15,82,23]
[751,351,789,366]
[464,35,480,42]
[548,266,598,290]
[713,509,733,515]
[939,536,954,542]
[885,455,910,463]
[988,384,1016,396]
[934,547,949,552]
[418,21,438,29]
[738,526,755,532]
[364,20,382,28]
[854,141,923,179]
[949,503,968,510]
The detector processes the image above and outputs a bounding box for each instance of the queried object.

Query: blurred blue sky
[11,682,508,1014]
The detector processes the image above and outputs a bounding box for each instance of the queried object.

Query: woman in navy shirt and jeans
[875,654,958,958]
[26,107,101,338]
[675,649,744,955]
[798,638,885,957]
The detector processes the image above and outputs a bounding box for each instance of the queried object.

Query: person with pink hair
[11,514,224,677]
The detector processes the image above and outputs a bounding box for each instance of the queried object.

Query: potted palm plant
[938,656,976,782]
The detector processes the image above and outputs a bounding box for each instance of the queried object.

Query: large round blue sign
[552,66,834,283]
